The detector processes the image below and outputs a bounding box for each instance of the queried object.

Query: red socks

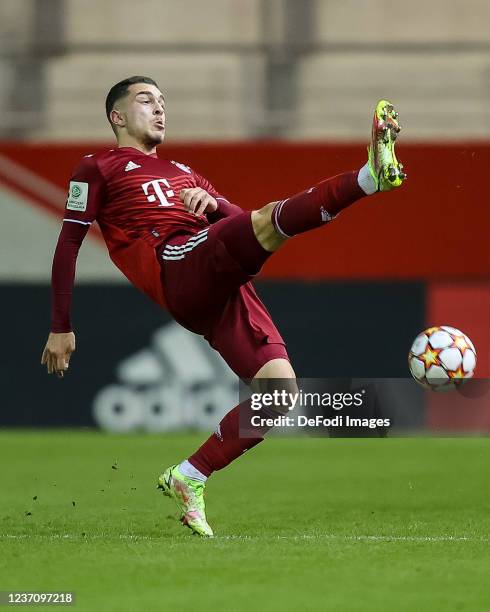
[272,170,366,238]
[188,400,268,477]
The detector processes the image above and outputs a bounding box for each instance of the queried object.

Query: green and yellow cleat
[368,99,406,192]
[157,465,214,537]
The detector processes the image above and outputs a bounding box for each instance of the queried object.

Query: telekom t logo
[141,179,175,207]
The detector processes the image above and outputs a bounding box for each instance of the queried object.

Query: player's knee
[254,357,296,381]
[251,358,298,415]
[251,203,287,252]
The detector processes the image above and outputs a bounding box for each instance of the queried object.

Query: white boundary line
[0,172,107,246]
[0,177,103,246]
[0,153,67,205]
[1,534,488,542]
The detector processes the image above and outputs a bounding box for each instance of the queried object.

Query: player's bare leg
[252,99,405,252]
[250,201,285,252]
[253,357,295,381]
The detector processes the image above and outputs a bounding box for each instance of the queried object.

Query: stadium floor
[1,431,488,611]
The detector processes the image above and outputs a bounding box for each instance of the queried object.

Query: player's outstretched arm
[41,220,90,378]
[41,332,75,378]
[42,155,105,378]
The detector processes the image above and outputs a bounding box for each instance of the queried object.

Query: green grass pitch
[1,431,488,611]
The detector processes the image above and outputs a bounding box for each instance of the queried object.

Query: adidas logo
[124,161,141,172]
[92,322,238,433]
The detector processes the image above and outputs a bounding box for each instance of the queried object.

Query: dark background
[1,280,425,426]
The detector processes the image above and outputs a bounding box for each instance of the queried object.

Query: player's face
[117,84,166,146]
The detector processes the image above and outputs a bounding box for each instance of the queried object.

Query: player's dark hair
[105,76,160,124]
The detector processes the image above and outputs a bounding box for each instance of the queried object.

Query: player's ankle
[357,162,378,195]
[179,459,208,482]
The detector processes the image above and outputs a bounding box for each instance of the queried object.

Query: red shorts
[158,212,289,380]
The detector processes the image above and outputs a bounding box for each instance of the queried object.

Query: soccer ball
[408,326,477,391]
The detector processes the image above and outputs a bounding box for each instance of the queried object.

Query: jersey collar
[117,146,159,158]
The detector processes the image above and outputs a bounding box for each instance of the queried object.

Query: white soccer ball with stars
[408,326,477,391]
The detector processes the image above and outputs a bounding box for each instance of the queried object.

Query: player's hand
[180,188,218,217]
[41,332,76,378]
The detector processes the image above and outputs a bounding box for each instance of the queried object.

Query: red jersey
[51,146,241,332]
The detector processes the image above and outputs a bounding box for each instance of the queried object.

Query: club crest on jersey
[171,160,192,174]
[66,181,89,211]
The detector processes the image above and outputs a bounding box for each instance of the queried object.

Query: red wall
[427,281,489,432]
[427,281,490,384]
[1,142,489,280]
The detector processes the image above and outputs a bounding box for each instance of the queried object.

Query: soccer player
[41,76,405,537]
